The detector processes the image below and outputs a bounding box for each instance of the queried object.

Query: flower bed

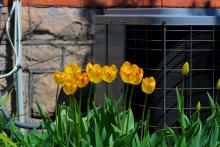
[0,61,220,147]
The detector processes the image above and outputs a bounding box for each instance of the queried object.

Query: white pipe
[0,0,25,131]
[15,0,25,129]
[0,1,19,78]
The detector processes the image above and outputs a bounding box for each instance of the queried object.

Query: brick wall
[3,0,220,8]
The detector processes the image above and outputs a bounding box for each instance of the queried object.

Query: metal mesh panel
[125,25,220,131]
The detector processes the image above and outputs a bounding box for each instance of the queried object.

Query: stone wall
[0,7,101,122]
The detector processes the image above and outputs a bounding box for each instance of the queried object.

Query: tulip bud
[196,101,201,112]
[216,78,220,90]
[181,62,189,76]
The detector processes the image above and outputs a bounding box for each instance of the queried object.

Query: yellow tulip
[63,79,78,95]
[54,71,65,85]
[181,62,189,76]
[101,64,118,83]
[120,61,144,85]
[141,77,156,94]
[216,78,220,90]
[76,72,89,88]
[196,101,201,112]
[64,63,81,80]
[86,63,102,83]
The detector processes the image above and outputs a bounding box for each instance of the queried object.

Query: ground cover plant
[0,61,220,147]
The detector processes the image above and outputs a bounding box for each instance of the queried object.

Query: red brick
[210,0,220,8]
[123,0,161,7]
[97,0,121,7]
[2,0,220,8]
[3,0,82,7]
[162,0,193,7]
[193,0,205,7]
[3,0,161,7]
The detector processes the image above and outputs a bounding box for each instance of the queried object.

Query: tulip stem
[141,94,148,140]
[55,85,59,102]
[78,89,82,141]
[128,85,135,109]
[79,88,82,112]
[105,83,108,97]
[55,85,59,116]
[87,83,93,122]
[55,85,59,128]
[126,85,135,133]
[181,77,185,97]
[93,85,96,103]
[215,91,219,104]
[122,84,129,133]
[124,84,129,111]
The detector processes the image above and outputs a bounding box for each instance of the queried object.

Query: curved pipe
[1,109,42,129]
[0,1,19,79]
[0,88,42,129]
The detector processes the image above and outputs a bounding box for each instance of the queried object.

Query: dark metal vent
[126,25,220,130]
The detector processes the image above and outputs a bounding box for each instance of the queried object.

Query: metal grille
[126,25,220,130]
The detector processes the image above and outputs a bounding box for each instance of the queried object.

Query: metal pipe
[189,26,192,116]
[0,87,41,129]
[163,24,166,129]
[15,0,25,130]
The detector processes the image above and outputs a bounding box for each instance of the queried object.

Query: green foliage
[1,89,220,146]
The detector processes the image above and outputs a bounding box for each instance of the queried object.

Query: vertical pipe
[163,24,166,129]
[15,0,25,128]
[189,26,192,116]
[212,26,215,99]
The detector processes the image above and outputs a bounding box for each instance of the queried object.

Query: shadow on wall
[79,8,103,68]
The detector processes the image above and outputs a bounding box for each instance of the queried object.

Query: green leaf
[113,129,137,147]
[161,138,167,147]
[95,121,104,147]
[209,120,219,147]
[207,92,216,114]
[35,100,53,134]
[143,111,150,138]
[80,139,91,147]
[0,133,17,147]
[0,90,12,109]
[123,108,134,133]
[134,133,140,147]
[176,87,190,132]
[140,135,151,147]
[111,124,122,135]
[177,136,186,147]
[165,127,177,142]
[101,127,107,144]
[109,135,114,147]
[186,121,201,147]
[176,87,183,111]
[150,130,163,146]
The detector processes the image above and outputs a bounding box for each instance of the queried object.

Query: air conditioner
[94,8,220,131]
